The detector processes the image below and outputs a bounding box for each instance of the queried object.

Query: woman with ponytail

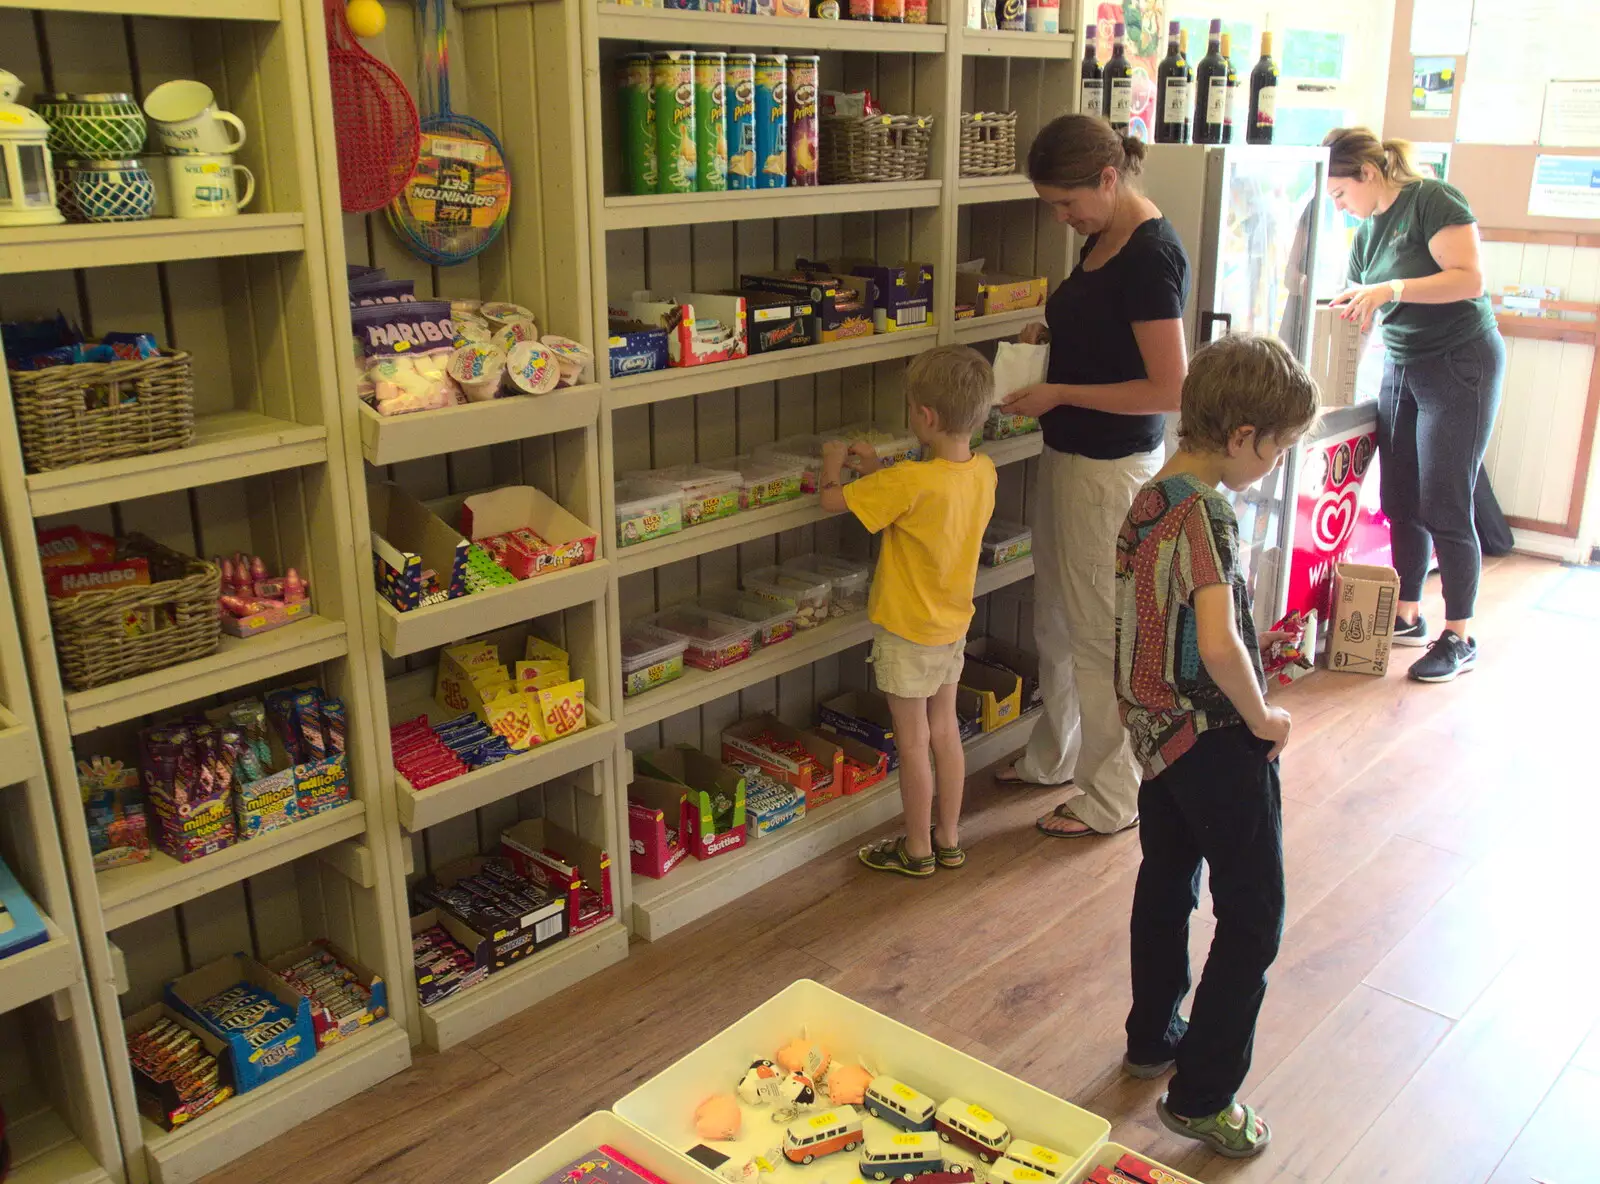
[1324,127,1502,683]
[995,115,1190,837]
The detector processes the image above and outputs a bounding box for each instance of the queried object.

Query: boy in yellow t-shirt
[820,345,997,877]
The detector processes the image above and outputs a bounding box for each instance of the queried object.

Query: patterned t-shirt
[1114,472,1265,779]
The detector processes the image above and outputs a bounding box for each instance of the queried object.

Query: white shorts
[870,628,967,700]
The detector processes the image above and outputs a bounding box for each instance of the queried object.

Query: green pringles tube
[694,51,728,192]
[653,50,697,194]
[618,53,657,196]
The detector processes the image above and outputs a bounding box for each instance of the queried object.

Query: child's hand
[1250,705,1292,760]
[1258,629,1294,653]
[821,439,850,470]
[848,440,881,475]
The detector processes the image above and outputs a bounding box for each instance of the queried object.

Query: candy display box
[958,660,1022,733]
[620,292,749,368]
[416,855,570,963]
[818,690,898,770]
[123,1002,237,1130]
[742,271,875,343]
[501,818,615,936]
[460,485,599,579]
[721,714,844,808]
[221,597,315,639]
[486,1111,729,1184]
[613,979,1110,1182]
[608,316,670,378]
[265,940,389,1049]
[1067,1143,1203,1184]
[635,746,748,862]
[166,953,317,1093]
[965,637,1042,714]
[956,271,1049,316]
[369,480,470,612]
[627,777,691,880]
[835,258,936,333]
[810,727,890,796]
[735,289,816,355]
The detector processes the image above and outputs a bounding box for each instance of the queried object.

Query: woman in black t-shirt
[994,115,1191,839]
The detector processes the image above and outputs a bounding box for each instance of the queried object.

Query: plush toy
[694,1094,743,1141]
[825,1062,873,1105]
[769,1071,818,1122]
[776,1036,831,1080]
[738,1059,783,1106]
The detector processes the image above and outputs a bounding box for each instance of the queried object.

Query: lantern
[0,70,62,227]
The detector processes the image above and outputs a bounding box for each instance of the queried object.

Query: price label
[892,1084,917,1100]
[968,1105,994,1123]
[809,1115,834,1129]
[892,1135,921,1146]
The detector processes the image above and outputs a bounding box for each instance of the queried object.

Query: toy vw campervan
[863,1076,936,1131]
[983,1160,1047,1184]
[934,1099,1011,1164]
[858,1131,944,1181]
[999,1143,1069,1182]
[784,1107,864,1164]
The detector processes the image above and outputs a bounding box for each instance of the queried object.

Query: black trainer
[1393,615,1429,648]
[1408,630,1477,683]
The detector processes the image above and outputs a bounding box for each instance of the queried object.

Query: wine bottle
[1079,28,1103,119]
[1194,19,1225,144]
[1220,31,1237,143]
[1247,30,1278,144]
[1154,20,1188,143]
[1180,29,1194,142]
[1103,21,1133,133]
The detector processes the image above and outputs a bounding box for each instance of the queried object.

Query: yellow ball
[346,0,386,38]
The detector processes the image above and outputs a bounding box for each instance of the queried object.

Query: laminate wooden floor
[206,554,1599,1184]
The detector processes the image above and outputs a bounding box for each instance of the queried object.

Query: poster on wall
[1527,154,1600,219]
[1409,0,1472,56]
[1097,2,1160,141]
[1411,57,1455,118]
[1456,0,1600,144]
[1540,81,1600,148]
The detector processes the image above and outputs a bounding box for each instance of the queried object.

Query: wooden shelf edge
[140,1021,410,1184]
[98,803,368,931]
[952,306,1047,344]
[359,387,600,467]
[378,561,611,659]
[0,704,41,787]
[959,28,1077,58]
[0,920,79,1016]
[0,0,278,16]
[631,712,1041,939]
[594,3,947,51]
[0,214,306,276]
[419,920,630,1050]
[65,618,349,735]
[6,1104,111,1184]
[956,176,1038,206]
[603,180,942,230]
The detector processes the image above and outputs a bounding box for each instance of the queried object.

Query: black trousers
[1378,329,1505,622]
[1124,725,1285,1117]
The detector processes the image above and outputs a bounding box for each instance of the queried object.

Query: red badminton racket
[325,0,421,214]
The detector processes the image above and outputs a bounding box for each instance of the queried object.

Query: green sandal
[1156,1095,1272,1159]
[929,828,966,869]
[858,835,935,878]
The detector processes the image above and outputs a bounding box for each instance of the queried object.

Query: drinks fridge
[1141,144,1335,625]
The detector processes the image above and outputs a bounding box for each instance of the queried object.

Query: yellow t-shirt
[842,454,998,646]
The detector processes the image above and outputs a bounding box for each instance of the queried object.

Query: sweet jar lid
[55,92,137,103]
[76,158,144,169]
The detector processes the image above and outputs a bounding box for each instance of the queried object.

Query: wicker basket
[48,537,221,691]
[960,111,1018,177]
[820,113,935,185]
[9,350,195,474]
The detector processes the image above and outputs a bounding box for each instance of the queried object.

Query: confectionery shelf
[953,306,1051,344]
[0,917,77,1015]
[962,28,1080,58]
[602,180,945,230]
[0,214,305,275]
[958,175,1047,205]
[0,0,274,15]
[4,1103,113,1184]
[594,2,948,51]
[376,561,613,659]
[0,703,40,784]
[359,385,602,466]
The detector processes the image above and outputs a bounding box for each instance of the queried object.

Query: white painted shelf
[952,306,1048,344]
[138,1020,411,1184]
[631,709,1040,939]
[96,802,367,931]
[595,3,947,51]
[5,1104,112,1184]
[961,28,1077,58]
[615,433,1041,576]
[606,327,937,408]
[386,665,619,831]
[64,617,348,735]
[26,413,328,517]
[957,175,1040,205]
[376,559,612,659]
[0,214,305,275]
[359,386,601,467]
[603,180,942,230]
[0,918,78,1016]
[0,0,276,16]
[0,702,40,786]
[621,556,1033,730]
[418,918,630,1050]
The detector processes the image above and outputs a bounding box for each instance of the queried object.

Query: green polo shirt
[1347,178,1497,364]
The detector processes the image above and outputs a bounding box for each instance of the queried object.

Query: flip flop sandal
[858,835,935,878]
[1034,803,1138,838]
[929,828,966,869]
[995,765,1071,789]
[1156,1095,1272,1159]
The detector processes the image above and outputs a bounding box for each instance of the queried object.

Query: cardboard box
[265,939,390,1049]
[817,690,898,770]
[500,819,615,936]
[1327,563,1400,676]
[368,480,469,612]
[635,746,748,860]
[1310,304,1363,409]
[810,728,890,796]
[627,777,691,879]
[741,271,875,343]
[956,270,1048,316]
[124,1003,236,1130]
[720,715,843,808]
[607,315,670,378]
[220,597,315,639]
[818,258,934,333]
[733,289,816,354]
[414,858,568,974]
[741,769,806,839]
[959,660,1022,732]
[458,486,599,579]
[165,954,317,1093]
[965,637,1042,713]
[619,291,748,367]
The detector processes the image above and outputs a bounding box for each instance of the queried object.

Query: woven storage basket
[960,111,1018,177]
[820,113,934,184]
[9,350,195,473]
[48,537,221,691]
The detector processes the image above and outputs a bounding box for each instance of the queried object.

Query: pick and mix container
[642,606,759,670]
[981,518,1033,566]
[620,622,689,698]
[735,454,806,509]
[743,565,830,629]
[652,463,742,526]
[696,590,798,648]
[784,553,870,616]
[614,477,684,547]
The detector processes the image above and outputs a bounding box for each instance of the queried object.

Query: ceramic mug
[139,156,172,217]
[143,80,246,155]
[166,154,254,217]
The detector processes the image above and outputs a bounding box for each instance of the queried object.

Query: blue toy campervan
[863,1075,937,1131]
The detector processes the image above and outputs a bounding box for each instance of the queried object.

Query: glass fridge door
[1197,146,1329,626]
